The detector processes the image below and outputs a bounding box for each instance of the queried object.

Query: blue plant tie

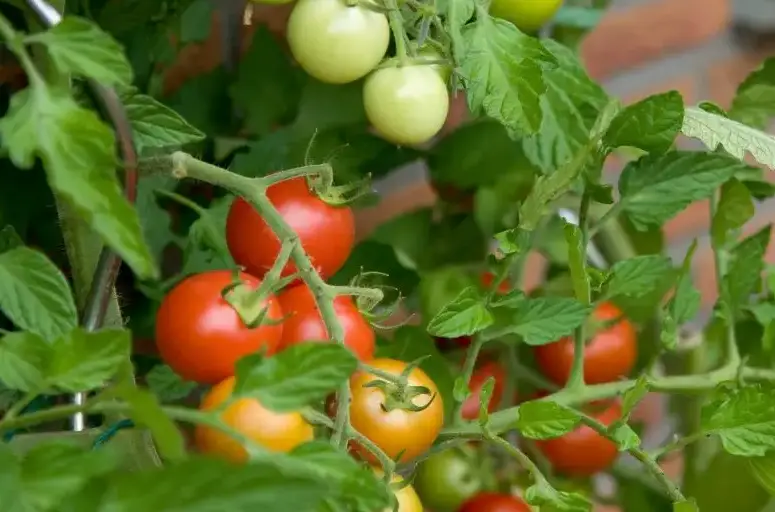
[91,419,135,449]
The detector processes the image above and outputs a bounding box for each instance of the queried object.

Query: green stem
[4,391,39,420]
[441,362,774,438]
[651,430,708,461]
[452,334,486,423]
[330,286,385,303]
[588,201,623,238]
[488,435,550,487]
[385,0,409,63]
[566,191,591,391]
[169,153,355,448]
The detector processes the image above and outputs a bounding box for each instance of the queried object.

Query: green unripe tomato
[490,0,563,33]
[413,449,483,512]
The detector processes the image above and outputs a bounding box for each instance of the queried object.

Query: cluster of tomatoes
[419,301,638,511]
[281,0,563,148]
[152,177,446,509]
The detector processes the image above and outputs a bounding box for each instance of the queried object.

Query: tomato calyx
[222,279,283,329]
[306,171,374,207]
[364,358,438,413]
[345,271,406,327]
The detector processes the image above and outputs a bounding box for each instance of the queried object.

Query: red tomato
[480,272,510,294]
[155,270,284,384]
[225,177,355,281]
[277,284,375,361]
[534,302,637,386]
[534,400,622,476]
[458,492,531,512]
[461,361,506,420]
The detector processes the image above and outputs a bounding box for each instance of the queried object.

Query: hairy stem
[566,190,592,390]
[452,334,486,423]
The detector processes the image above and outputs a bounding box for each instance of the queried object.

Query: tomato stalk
[574,412,688,502]
[384,0,409,63]
[565,189,592,391]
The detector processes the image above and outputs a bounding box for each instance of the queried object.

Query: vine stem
[441,362,775,438]
[451,334,486,423]
[566,190,592,391]
[169,152,355,448]
[575,413,686,502]
[384,0,409,63]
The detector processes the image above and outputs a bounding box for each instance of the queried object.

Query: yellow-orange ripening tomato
[374,470,424,512]
[193,376,313,463]
[349,358,444,464]
[490,0,563,33]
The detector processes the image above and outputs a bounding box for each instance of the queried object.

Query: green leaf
[145,364,198,403]
[25,17,132,85]
[661,240,700,350]
[0,247,77,341]
[725,226,771,314]
[428,119,537,189]
[0,440,118,511]
[290,442,392,511]
[525,480,592,511]
[610,423,640,451]
[516,400,581,439]
[230,27,303,135]
[618,151,750,230]
[0,89,157,279]
[46,327,132,392]
[701,384,775,457]
[233,343,358,412]
[621,376,651,419]
[0,331,50,391]
[688,448,772,512]
[603,255,674,300]
[522,39,609,172]
[673,500,699,512]
[293,79,367,135]
[100,456,330,512]
[748,451,775,496]
[563,221,590,305]
[112,384,186,462]
[459,15,556,137]
[729,57,775,130]
[603,91,684,154]
[119,87,205,153]
[682,106,775,171]
[426,287,494,338]
[135,174,178,265]
[491,296,591,345]
[712,178,755,247]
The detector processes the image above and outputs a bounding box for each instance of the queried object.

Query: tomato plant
[0,0,774,510]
